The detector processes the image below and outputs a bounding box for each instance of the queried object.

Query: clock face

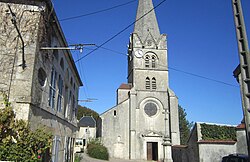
[134,50,144,58]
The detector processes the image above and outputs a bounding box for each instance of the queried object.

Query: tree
[178,105,193,145]
[0,94,52,161]
[77,105,100,121]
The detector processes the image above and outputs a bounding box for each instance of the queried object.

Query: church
[100,0,180,161]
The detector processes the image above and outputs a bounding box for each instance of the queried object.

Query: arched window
[152,77,157,90]
[152,56,156,68]
[145,55,150,68]
[146,77,150,90]
[60,58,64,70]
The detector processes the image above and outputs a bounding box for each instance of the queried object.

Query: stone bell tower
[101,0,180,161]
[128,0,168,89]
[126,0,180,161]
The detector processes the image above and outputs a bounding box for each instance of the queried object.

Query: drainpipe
[8,4,26,69]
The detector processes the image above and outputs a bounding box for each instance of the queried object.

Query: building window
[145,55,150,68]
[57,75,63,112]
[117,136,121,142]
[52,136,60,162]
[70,77,73,86]
[144,102,158,117]
[146,77,150,90]
[72,95,76,119]
[49,68,57,109]
[38,68,47,87]
[64,85,69,118]
[53,48,59,61]
[152,56,156,68]
[60,58,64,70]
[65,69,69,81]
[114,110,117,116]
[68,91,72,120]
[64,137,70,162]
[152,77,156,90]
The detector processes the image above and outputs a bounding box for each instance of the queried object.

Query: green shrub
[200,123,236,141]
[87,139,109,160]
[0,93,52,161]
[74,154,82,162]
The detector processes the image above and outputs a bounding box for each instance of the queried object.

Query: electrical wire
[74,0,167,63]
[59,0,137,22]
[66,39,91,100]
[167,66,238,88]
[60,0,237,89]
[78,45,238,88]
[95,45,128,56]
[75,50,90,99]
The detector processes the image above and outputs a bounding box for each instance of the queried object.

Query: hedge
[200,123,236,141]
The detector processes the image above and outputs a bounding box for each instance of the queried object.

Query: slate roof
[78,116,96,127]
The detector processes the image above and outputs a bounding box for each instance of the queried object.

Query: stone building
[100,0,180,161]
[172,122,247,162]
[77,116,97,151]
[0,0,82,161]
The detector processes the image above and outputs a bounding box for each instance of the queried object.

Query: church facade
[100,0,180,161]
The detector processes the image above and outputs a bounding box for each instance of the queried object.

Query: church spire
[134,0,160,42]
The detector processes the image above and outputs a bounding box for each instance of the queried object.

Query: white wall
[199,143,236,162]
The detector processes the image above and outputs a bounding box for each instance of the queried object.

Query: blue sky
[53,0,250,125]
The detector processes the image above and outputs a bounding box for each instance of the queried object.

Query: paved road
[78,153,151,162]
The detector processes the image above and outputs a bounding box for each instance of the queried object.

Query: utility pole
[232,0,250,159]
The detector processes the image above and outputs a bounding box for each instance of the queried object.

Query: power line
[96,45,128,56]
[59,0,137,22]
[82,45,238,87]
[76,51,90,99]
[74,0,167,63]
[168,66,238,88]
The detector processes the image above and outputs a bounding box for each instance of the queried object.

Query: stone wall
[199,143,236,162]
[101,99,130,159]
[172,145,188,162]
[0,1,82,161]
[186,124,199,162]
[172,123,246,162]
[237,128,248,155]
[0,2,42,120]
